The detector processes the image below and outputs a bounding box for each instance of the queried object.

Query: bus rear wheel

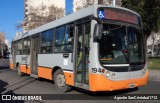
[17,65,24,77]
[54,69,71,92]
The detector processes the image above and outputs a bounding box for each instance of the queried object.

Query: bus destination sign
[98,8,140,26]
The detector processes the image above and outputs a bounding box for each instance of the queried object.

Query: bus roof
[13,5,140,41]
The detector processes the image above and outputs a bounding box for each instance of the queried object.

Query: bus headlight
[111,73,115,78]
[105,71,110,77]
[142,71,144,75]
[142,69,146,75]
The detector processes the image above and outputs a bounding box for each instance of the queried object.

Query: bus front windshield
[99,23,145,65]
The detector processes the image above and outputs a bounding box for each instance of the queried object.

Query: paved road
[0,59,160,103]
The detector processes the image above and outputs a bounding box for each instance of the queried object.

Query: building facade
[0,32,5,57]
[24,0,65,18]
[71,0,121,14]
[23,0,65,32]
[147,32,160,57]
[23,0,121,32]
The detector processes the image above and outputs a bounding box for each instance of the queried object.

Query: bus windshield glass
[128,26,145,64]
[99,24,145,65]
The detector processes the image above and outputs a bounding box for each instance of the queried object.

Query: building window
[41,29,54,53]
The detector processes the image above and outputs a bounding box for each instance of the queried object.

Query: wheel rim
[56,74,65,87]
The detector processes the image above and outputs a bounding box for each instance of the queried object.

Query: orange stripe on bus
[64,71,74,86]
[9,63,14,69]
[26,66,31,74]
[20,65,31,74]
[38,67,52,80]
[89,70,149,92]
[20,65,27,73]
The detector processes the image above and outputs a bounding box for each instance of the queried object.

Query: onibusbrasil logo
[2,95,42,101]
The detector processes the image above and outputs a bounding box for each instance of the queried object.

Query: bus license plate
[129,83,135,88]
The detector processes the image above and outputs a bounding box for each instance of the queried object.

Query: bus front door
[30,36,40,78]
[74,23,90,89]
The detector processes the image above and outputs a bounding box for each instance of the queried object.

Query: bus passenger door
[30,36,40,78]
[74,23,90,89]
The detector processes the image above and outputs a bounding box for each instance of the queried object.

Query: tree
[121,0,160,38]
[150,31,159,56]
[17,4,64,31]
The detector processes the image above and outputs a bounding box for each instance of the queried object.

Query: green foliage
[121,0,160,37]
[148,57,160,70]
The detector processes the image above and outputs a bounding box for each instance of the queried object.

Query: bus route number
[92,68,102,73]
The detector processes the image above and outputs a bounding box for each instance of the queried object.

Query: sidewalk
[148,69,160,80]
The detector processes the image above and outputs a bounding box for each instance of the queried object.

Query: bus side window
[63,25,74,52]
[55,26,66,52]
[17,40,23,55]
[41,29,54,53]
[46,29,54,53]
[23,38,30,54]
[54,25,74,53]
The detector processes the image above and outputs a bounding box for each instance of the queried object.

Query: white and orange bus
[10,5,148,92]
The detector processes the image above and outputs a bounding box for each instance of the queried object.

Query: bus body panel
[63,71,74,86]
[38,66,52,80]
[89,70,148,91]
[38,53,73,71]
[15,54,31,73]
[9,55,14,69]
[37,53,74,85]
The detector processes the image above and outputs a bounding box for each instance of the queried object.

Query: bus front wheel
[54,69,71,92]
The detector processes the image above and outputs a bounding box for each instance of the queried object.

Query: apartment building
[24,0,65,18]
[23,0,121,32]
[66,0,121,15]
[24,0,121,20]
[0,32,5,42]
[0,32,5,57]
[147,32,160,57]
[23,0,65,32]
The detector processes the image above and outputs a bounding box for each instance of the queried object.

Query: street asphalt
[149,69,160,81]
[0,59,160,103]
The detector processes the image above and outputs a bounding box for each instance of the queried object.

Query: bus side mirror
[94,24,103,42]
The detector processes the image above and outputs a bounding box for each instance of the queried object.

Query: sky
[0,0,24,45]
[65,0,73,15]
[0,0,74,46]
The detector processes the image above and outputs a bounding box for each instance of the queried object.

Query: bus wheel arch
[52,67,72,92]
[52,66,61,80]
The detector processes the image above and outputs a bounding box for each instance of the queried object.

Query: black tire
[54,69,72,92]
[17,65,24,77]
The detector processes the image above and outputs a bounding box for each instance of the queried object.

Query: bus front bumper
[89,70,149,92]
